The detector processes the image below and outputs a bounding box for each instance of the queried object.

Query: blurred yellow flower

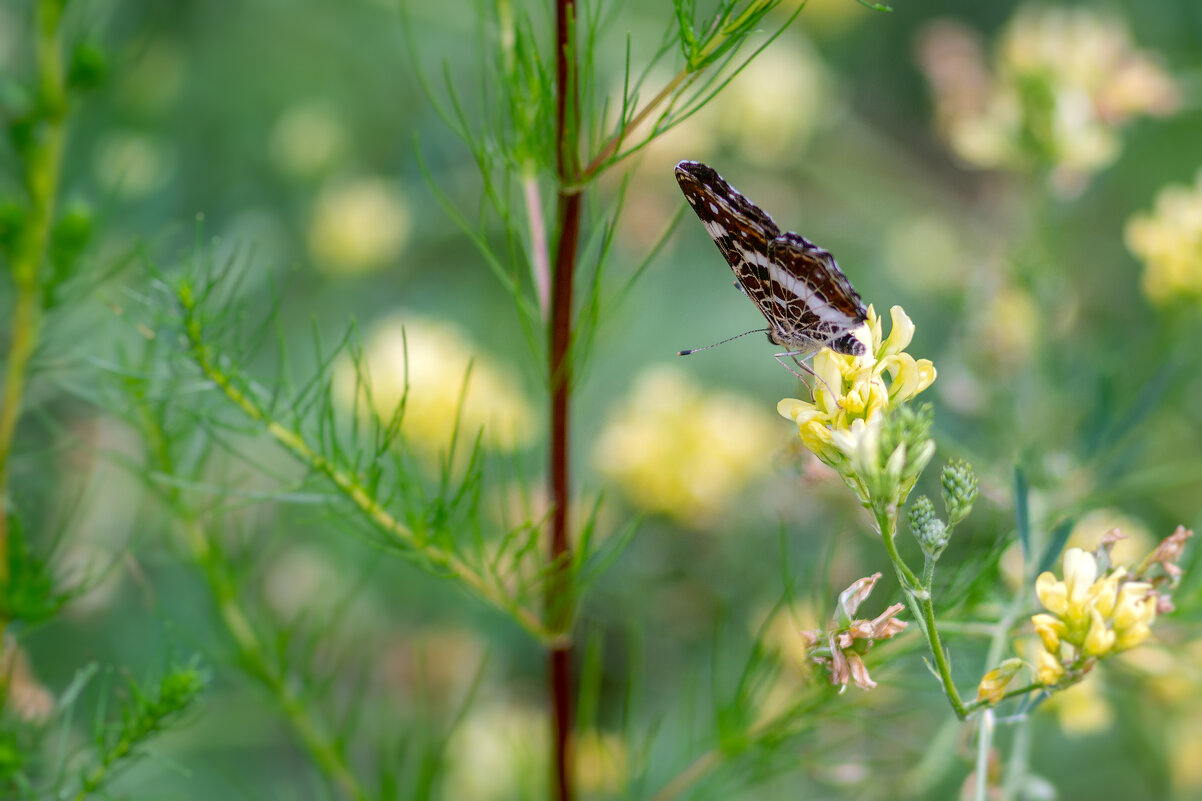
[1032,547,1157,684]
[334,315,535,459]
[444,701,545,800]
[777,0,866,34]
[94,132,175,198]
[270,102,348,178]
[1125,169,1202,304]
[1067,509,1155,566]
[712,43,830,164]
[778,305,935,476]
[592,366,777,527]
[576,730,628,795]
[978,284,1039,371]
[307,177,411,275]
[917,6,1178,193]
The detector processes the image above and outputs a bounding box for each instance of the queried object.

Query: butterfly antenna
[678,328,769,356]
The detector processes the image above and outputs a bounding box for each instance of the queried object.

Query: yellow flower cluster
[918,6,1178,193]
[1032,548,1157,685]
[1125,169,1202,304]
[334,315,535,460]
[593,367,777,527]
[778,305,936,475]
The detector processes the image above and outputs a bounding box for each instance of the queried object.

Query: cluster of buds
[907,460,979,561]
[801,573,908,692]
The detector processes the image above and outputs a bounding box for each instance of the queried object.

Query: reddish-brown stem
[547,190,579,801]
[548,1,579,800]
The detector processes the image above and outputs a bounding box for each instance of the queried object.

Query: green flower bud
[941,459,979,525]
[878,403,935,503]
[908,495,949,559]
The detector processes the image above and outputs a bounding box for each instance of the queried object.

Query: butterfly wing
[766,232,867,355]
[674,161,784,328]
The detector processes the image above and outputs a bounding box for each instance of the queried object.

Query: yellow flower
[444,702,546,801]
[1031,613,1065,653]
[576,730,628,794]
[1125,169,1202,304]
[918,6,1178,194]
[1032,547,1159,681]
[308,177,411,275]
[1036,645,1065,686]
[779,305,935,451]
[779,305,935,503]
[593,367,777,527]
[333,315,535,460]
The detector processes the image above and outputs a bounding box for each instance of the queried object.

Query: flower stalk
[549,1,580,799]
[0,0,70,590]
[780,305,977,717]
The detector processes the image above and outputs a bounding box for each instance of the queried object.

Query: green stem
[973,710,993,801]
[875,505,968,719]
[0,0,68,584]
[577,0,769,182]
[875,504,921,591]
[185,519,369,801]
[136,393,369,801]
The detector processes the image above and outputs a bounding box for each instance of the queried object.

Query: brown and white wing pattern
[674,160,867,358]
[765,232,867,356]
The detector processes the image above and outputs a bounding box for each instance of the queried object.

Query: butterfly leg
[774,350,838,398]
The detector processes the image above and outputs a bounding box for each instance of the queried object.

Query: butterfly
[674,160,868,376]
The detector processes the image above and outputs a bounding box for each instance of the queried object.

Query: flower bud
[975,658,1024,705]
[940,459,979,525]
[908,495,949,559]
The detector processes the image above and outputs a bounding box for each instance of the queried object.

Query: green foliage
[0,0,1199,800]
[66,42,107,92]
[78,660,209,797]
[0,511,71,625]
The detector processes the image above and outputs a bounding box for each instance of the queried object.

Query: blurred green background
[3,0,1202,798]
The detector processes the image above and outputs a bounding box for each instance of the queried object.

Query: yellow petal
[1036,647,1065,686]
[880,305,916,357]
[1082,607,1117,657]
[1035,571,1069,616]
[1031,613,1065,652]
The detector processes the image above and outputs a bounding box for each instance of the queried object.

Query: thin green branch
[175,285,556,644]
[875,505,968,719]
[0,0,69,582]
